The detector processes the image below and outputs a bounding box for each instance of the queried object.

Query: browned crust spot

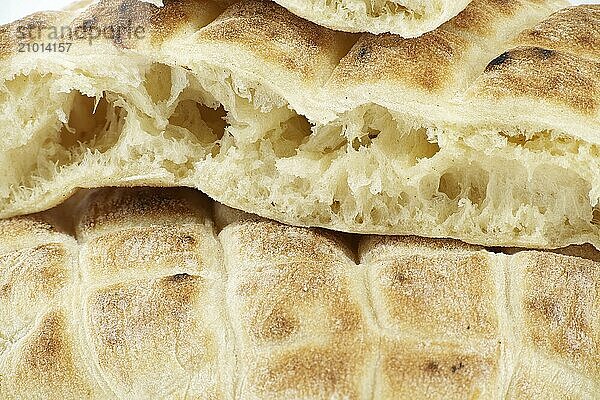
[382,343,499,397]
[232,219,356,263]
[477,46,600,115]
[15,311,96,397]
[0,243,70,300]
[0,215,59,241]
[76,187,209,236]
[198,0,355,80]
[84,226,209,278]
[87,274,213,386]
[376,253,498,339]
[250,346,363,399]
[70,0,222,48]
[334,29,468,91]
[522,251,600,380]
[515,5,600,62]
[239,260,363,342]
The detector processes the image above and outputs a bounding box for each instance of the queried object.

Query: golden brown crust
[10,311,99,399]
[85,275,224,397]
[444,0,526,36]
[0,11,68,60]
[365,235,501,398]
[225,218,357,264]
[221,217,374,399]
[0,244,69,301]
[76,188,228,399]
[75,187,211,239]
[474,46,600,115]
[0,216,58,243]
[330,0,550,93]
[2,188,600,398]
[380,341,499,399]
[250,345,369,400]
[332,29,468,92]
[197,0,357,81]
[372,253,498,339]
[518,251,600,381]
[82,225,215,279]
[71,0,223,48]
[360,235,483,264]
[514,5,600,62]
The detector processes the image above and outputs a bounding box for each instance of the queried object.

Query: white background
[0,0,597,25]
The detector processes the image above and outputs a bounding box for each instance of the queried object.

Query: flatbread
[1,186,599,399]
[3,0,598,251]
[271,0,473,36]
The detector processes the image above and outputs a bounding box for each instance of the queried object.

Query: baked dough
[0,186,598,399]
[3,0,599,251]
[270,0,473,36]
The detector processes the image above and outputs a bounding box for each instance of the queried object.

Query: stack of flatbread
[0,0,598,398]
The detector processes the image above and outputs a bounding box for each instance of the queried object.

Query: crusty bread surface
[270,0,473,36]
[0,187,598,399]
[4,0,600,252]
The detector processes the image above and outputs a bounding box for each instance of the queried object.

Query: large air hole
[59,91,124,154]
[351,128,380,150]
[271,114,312,158]
[168,100,227,145]
[362,0,414,17]
[500,130,581,157]
[409,127,440,160]
[144,63,173,104]
[340,104,440,166]
[342,105,440,165]
[436,167,489,206]
[438,172,461,200]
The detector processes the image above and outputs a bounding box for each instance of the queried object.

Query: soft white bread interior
[1,186,599,399]
[4,0,600,252]
[271,0,472,36]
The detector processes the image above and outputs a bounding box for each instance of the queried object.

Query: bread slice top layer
[4,0,600,252]
[1,186,599,399]
[270,0,474,36]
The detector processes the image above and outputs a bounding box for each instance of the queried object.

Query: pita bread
[271,0,473,36]
[1,187,599,399]
[4,0,599,252]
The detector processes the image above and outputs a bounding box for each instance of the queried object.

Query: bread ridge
[270,0,473,36]
[3,0,600,252]
[1,186,599,399]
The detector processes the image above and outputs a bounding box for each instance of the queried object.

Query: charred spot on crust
[118,0,135,13]
[82,18,96,30]
[487,47,555,72]
[535,47,555,60]
[479,46,599,115]
[166,273,194,282]
[486,52,511,71]
[451,361,465,373]
[177,235,197,248]
[425,361,440,373]
[357,45,369,60]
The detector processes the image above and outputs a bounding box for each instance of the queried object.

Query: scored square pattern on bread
[2,0,600,252]
[0,187,598,399]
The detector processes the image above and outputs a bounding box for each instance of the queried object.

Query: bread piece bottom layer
[1,187,599,399]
